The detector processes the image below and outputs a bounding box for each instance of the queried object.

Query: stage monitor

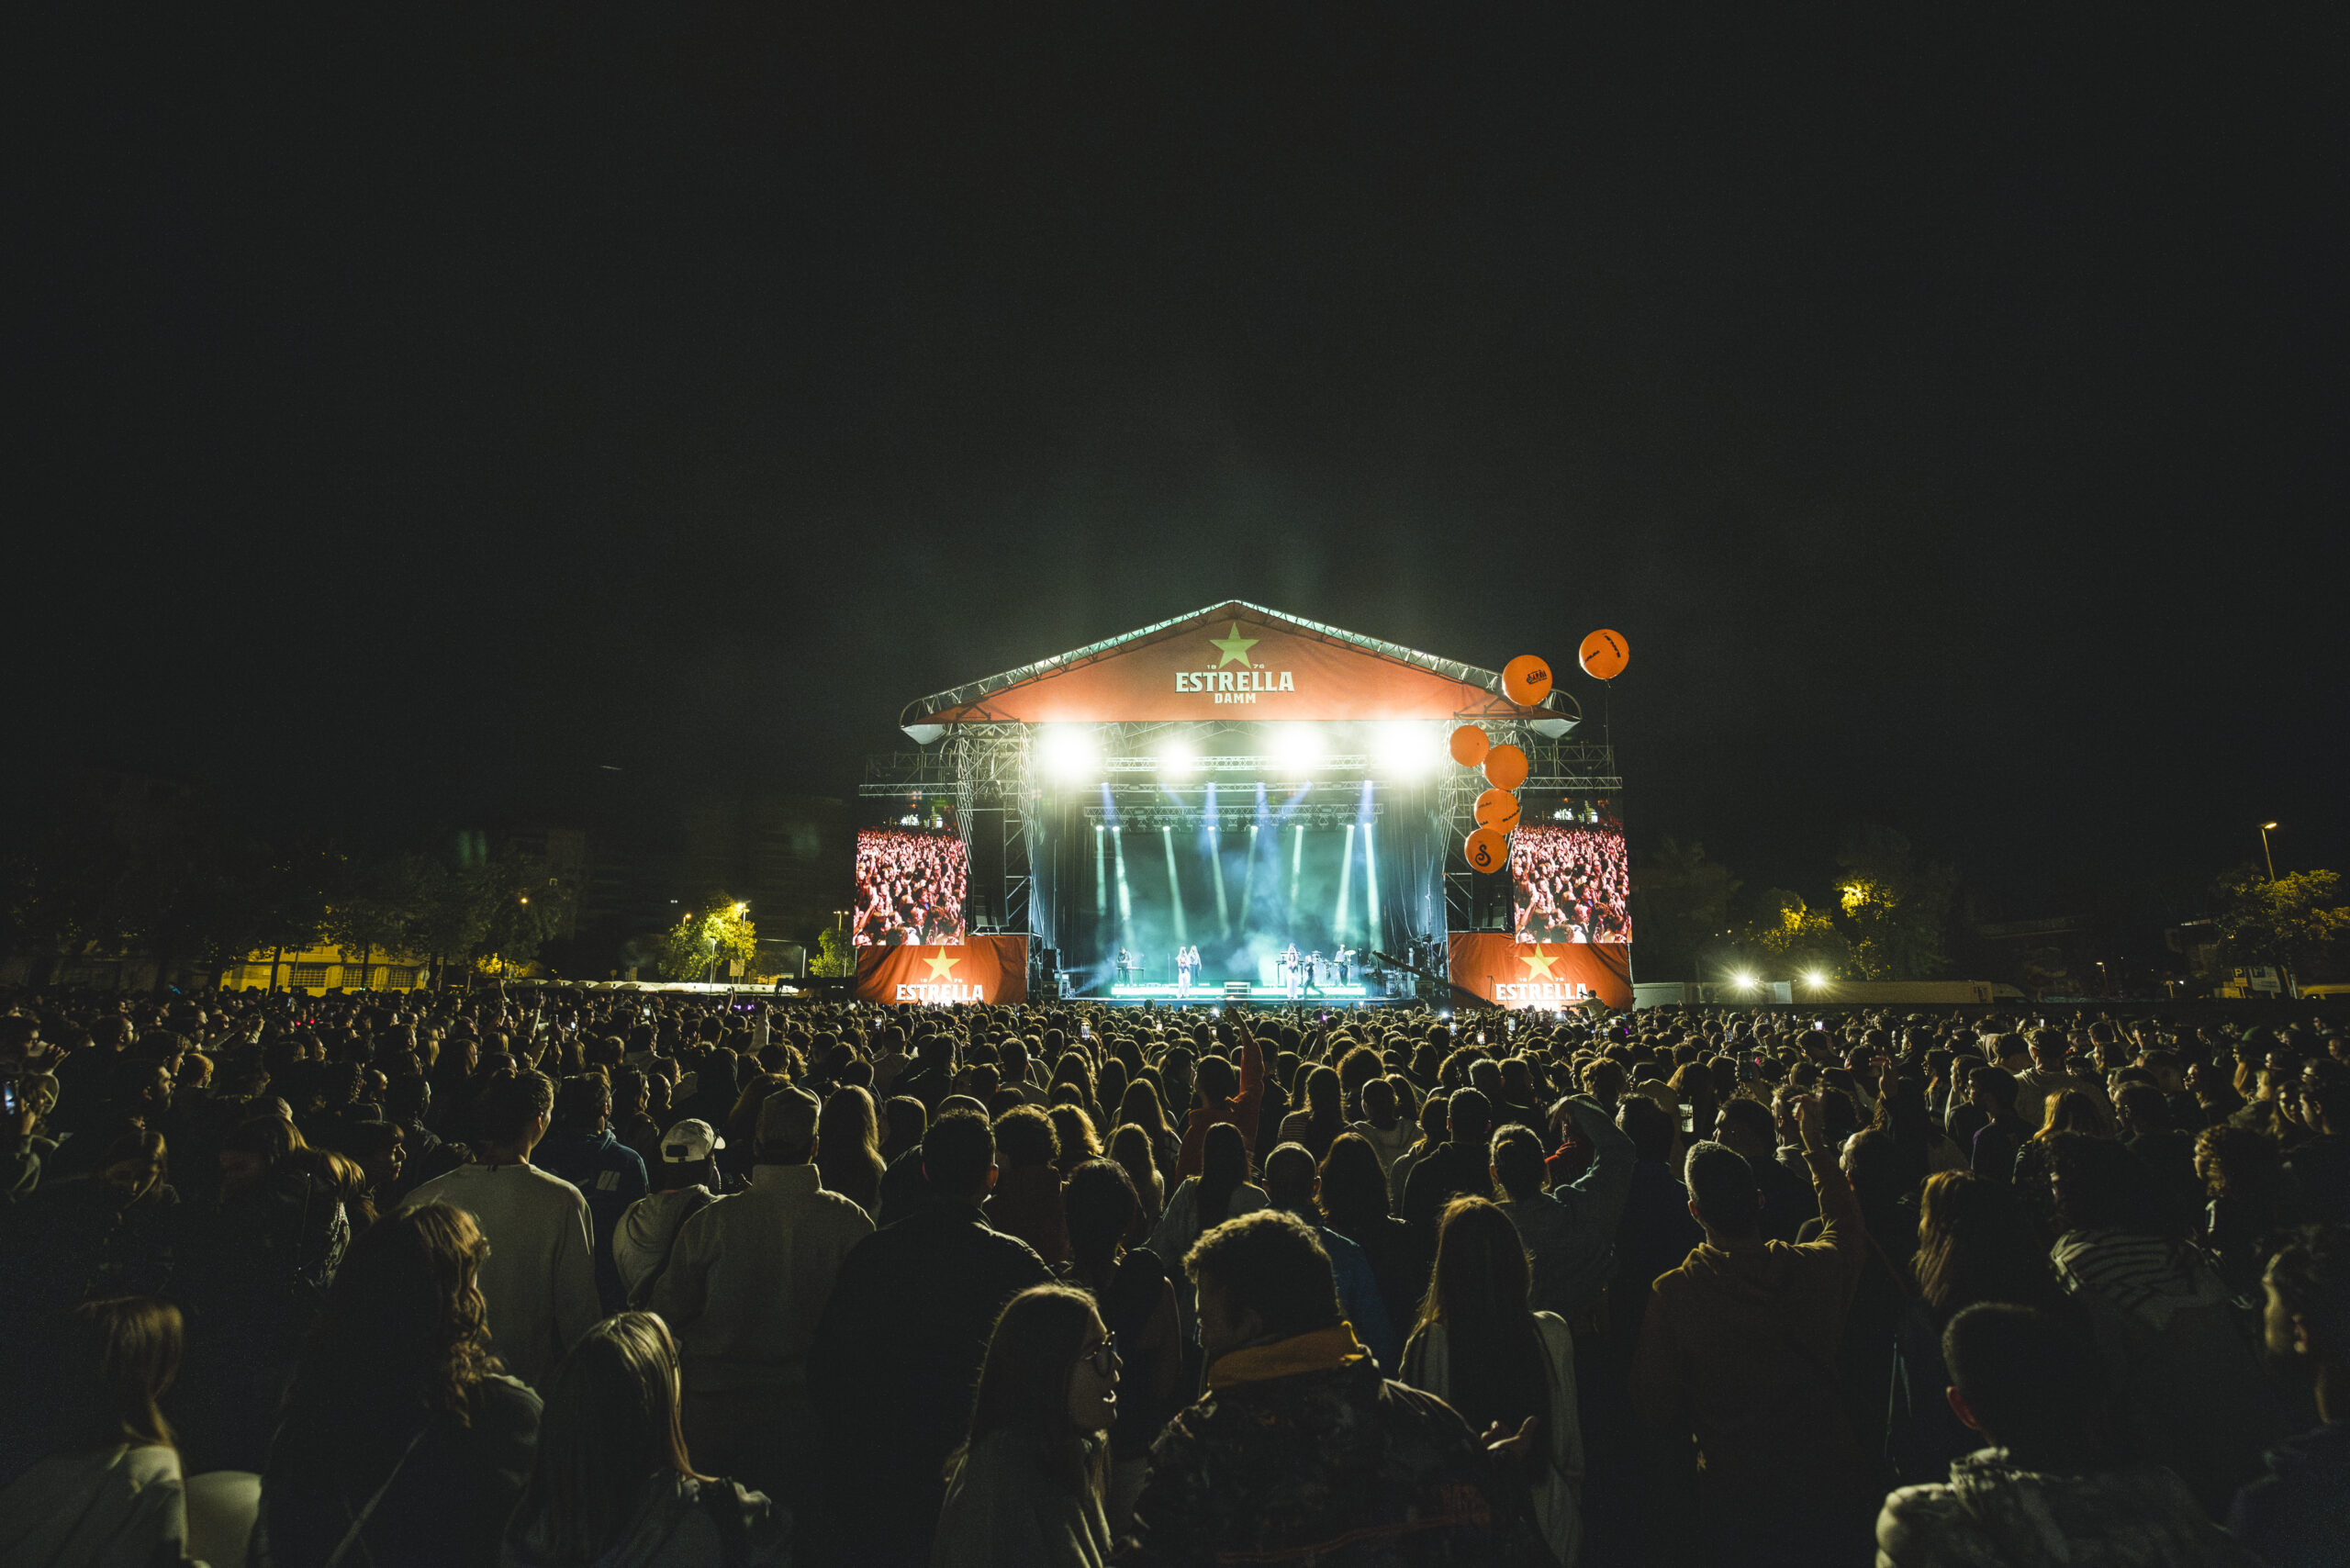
[854,828,968,948]
[1510,804,1630,945]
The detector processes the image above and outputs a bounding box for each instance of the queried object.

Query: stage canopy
[898,600,1579,738]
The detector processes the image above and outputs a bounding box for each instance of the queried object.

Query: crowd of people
[854,831,969,949]
[3,982,2348,1566]
[1511,825,1632,946]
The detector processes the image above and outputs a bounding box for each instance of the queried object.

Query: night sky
[16,8,2345,918]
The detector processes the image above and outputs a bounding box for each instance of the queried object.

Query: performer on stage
[1175,945,1192,998]
[1335,945,1355,984]
[1282,943,1302,1000]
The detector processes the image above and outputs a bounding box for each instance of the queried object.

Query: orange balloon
[1502,655,1553,707]
[1473,788,1523,834]
[1448,724,1491,767]
[1578,629,1628,681]
[1482,743,1528,791]
[1464,826,1509,874]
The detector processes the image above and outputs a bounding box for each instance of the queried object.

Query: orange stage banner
[1448,933,1632,1011]
[919,602,1557,726]
[856,935,1029,1006]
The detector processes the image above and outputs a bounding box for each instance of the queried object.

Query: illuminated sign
[1171,622,1295,705]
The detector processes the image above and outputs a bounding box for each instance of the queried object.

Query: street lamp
[2259,823,2279,882]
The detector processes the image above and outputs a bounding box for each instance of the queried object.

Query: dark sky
[15,6,2345,915]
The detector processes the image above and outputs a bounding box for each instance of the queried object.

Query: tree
[1629,838,1742,979]
[471,848,578,974]
[323,854,432,988]
[655,896,757,981]
[1834,825,1957,980]
[809,925,855,978]
[2211,866,2350,984]
[1733,890,1855,978]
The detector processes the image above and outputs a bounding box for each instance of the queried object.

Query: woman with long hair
[2011,1087,2109,1231]
[1868,1065,1966,1187]
[1400,1198,1582,1565]
[258,1203,542,1568]
[1114,1081,1178,1184]
[1886,1170,2073,1486]
[1048,1056,1100,1131]
[0,1297,192,1566]
[1147,1121,1267,1344]
[503,1313,786,1567]
[1062,1160,1181,1530]
[1278,1066,1348,1160]
[1093,1059,1129,1139]
[934,1284,1117,1567]
[1107,1123,1165,1237]
[816,1085,887,1219]
[1317,1130,1427,1334]
[1048,1105,1103,1182]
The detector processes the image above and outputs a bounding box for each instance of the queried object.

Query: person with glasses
[934,1283,1119,1568]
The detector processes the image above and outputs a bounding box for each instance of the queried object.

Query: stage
[855,600,1636,1011]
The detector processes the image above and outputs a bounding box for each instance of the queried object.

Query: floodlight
[1804,969,1826,988]
[1040,727,1099,781]
[1270,725,1324,775]
[1372,722,1434,778]
[1161,741,1199,777]
[1731,971,1757,991]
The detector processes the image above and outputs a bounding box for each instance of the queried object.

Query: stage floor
[1109,981,1363,1000]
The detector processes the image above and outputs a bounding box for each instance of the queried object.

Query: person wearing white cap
[652,1083,874,1483]
[612,1116,725,1307]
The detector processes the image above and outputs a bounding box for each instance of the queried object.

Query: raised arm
[1795,1093,1867,1280]
[1557,1095,1636,1231]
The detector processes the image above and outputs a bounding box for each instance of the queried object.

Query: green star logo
[1209,622,1259,668]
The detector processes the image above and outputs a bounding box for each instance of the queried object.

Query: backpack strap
[321,1422,431,1568]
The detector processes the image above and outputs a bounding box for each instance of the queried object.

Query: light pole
[2260,822,2279,882]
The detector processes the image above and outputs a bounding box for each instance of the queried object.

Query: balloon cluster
[1450,631,1628,875]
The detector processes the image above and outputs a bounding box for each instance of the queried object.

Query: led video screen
[1510,811,1630,945]
[854,829,968,948]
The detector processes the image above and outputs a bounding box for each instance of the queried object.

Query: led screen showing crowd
[1510,808,1631,945]
[852,828,968,947]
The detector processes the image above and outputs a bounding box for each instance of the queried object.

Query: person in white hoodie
[614,1118,725,1307]
[398,1070,599,1388]
[652,1086,873,1480]
[0,1295,193,1568]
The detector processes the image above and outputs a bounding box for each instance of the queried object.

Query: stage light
[1804,969,1827,988]
[1041,727,1099,781]
[1731,971,1758,991]
[1372,722,1436,777]
[1161,741,1199,777]
[1270,725,1324,776]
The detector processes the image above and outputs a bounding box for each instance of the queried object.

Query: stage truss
[861,717,1620,948]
